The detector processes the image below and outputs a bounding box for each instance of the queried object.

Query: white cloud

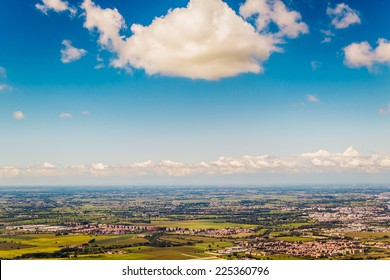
[306,95,320,103]
[59,112,72,118]
[80,0,309,80]
[91,163,108,174]
[81,111,90,116]
[302,149,331,158]
[320,29,334,37]
[35,0,76,15]
[81,0,126,49]
[302,146,372,170]
[91,163,106,170]
[4,147,390,178]
[130,160,155,169]
[13,111,25,120]
[42,162,56,169]
[379,159,390,168]
[376,40,390,63]
[343,39,390,69]
[0,167,20,178]
[239,0,309,38]
[82,0,280,80]
[343,41,375,68]
[60,40,87,63]
[320,29,334,43]
[341,146,360,157]
[327,3,361,29]
[94,55,104,69]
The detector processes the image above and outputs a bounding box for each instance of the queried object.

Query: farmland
[0,186,390,260]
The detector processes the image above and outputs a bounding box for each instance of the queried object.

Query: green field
[342,232,390,239]
[193,241,234,251]
[74,246,221,260]
[277,222,313,229]
[160,234,228,244]
[0,232,231,260]
[2,186,389,260]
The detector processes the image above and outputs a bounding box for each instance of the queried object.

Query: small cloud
[61,40,87,63]
[13,111,25,120]
[306,95,320,103]
[310,61,321,71]
[327,3,361,29]
[343,39,390,69]
[0,166,20,178]
[91,163,107,171]
[42,162,56,169]
[320,29,334,43]
[379,103,390,115]
[59,112,72,118]
[81,111,90,116]
[341,146,360,157]
[302,149,331,157]
[94,64,104,69]
[35,0,77,15]
[94,55,104,69]
[320,29,334,37]
[240,0,309,38]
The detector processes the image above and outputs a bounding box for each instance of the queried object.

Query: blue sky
[1,0,390,185]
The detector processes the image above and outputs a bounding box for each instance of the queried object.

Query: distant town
[1,186,389,260]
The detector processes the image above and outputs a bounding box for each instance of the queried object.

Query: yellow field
[0,234,147,259]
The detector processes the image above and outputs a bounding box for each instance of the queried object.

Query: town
[1,186,389,260]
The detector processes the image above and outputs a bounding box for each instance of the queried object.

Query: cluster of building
[5,223,166,234]
[6,224,71,232]
[309,206,389,222]
[219,239,367,258]
[6,223,253,236]
[309,206,390,232]
[72,224,165,234]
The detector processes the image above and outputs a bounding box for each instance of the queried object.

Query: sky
[1,0,390,185]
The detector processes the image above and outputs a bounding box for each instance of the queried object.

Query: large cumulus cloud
[78,0,307,79]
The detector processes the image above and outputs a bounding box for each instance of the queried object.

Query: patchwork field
[1,186,389,260]
[0,234,148,259]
